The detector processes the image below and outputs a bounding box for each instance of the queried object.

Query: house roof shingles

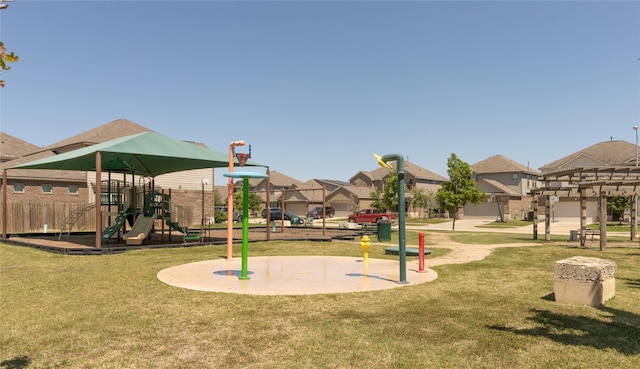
[368,161,448,182]
[471,154,540,175]
[539,140,637,171]
[43,118,152,154]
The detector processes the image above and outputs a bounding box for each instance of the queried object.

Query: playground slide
[123,214,157,245]
[101,210,130,241]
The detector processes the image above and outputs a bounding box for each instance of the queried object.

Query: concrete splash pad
[157,256,438,295]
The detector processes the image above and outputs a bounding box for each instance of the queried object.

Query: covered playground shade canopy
[4,131,264,248]
[9,131,261,176]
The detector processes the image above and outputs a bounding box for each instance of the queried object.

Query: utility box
[377,218,392,242]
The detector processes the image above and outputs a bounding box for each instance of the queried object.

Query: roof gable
[44,118,151,154]
[471,154,540,175]
[0,132,41,162]
[368,161,448,182]
[540,140,636,171]
[348,171,374,183]
[248,170,301,188]
[326,185,373,202]
[477,178,521,196]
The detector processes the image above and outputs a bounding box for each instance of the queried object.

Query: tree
[412,187,437,219]
[369,190,385,211]
[369,172,405,212]
[0,40,19,88]
[382,172,401,211]
[608,196,630,225]
[233,191,262,216]
[436,153,485,230]
[213,188,224,207]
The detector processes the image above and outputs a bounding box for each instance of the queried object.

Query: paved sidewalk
[409,218,582,235]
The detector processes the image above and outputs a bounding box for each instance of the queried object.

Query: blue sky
[1,0,639,185]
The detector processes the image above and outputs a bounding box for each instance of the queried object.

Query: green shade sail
[10,131,262,176]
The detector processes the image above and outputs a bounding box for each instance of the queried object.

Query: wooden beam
[95,152,102,249]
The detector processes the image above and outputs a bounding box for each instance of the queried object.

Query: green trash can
[377,218,392,241]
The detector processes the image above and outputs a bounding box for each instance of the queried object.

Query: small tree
[369,173,405,212]
[608,196,630,225]
[436,153,485,230]
[382,172,401,211]
[213,188,224,207]
[412,187,436,219]
[233,191,262,216]
[369,190,386,211]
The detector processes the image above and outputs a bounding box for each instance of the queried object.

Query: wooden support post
[545,195,551,241]
[631,194,636,240]
[532,192,538,240]
[2,169,7,239]
[580,188,587,243]
[95,152,102,249]
[600,189,607,251]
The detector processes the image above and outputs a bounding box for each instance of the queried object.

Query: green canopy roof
[10,131,262,177]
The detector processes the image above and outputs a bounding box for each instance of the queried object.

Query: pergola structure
[532,165,640,250]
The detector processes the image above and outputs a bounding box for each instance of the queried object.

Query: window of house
[68,185,79,194]
[13,183,25,193]
[476,175,483,180]
[511,173,519,180]
[42,184,53,193]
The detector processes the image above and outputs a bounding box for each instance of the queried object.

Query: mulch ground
[3,225,360,254]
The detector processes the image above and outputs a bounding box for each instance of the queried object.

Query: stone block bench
[554,256,617,306]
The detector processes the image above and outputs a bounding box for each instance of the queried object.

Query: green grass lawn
[1,238,639,368]
[477,220,532,228]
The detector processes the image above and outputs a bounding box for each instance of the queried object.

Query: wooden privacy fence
[1,202,97,234]
[2,201,198,235]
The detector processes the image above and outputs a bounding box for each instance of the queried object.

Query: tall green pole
[240,177,250,280]
[377,154,407,284]
[224,171,267,281]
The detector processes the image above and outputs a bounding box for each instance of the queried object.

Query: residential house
[349,161,448,216]
[244,170,302,212]
[539,140,637,173]
[538,139,637,221]
[466,154,541,220]
[326,185,377,216]
[281,179,349,217]
[1,132,92,233]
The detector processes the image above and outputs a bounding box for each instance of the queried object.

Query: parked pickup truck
[347,208,397,223]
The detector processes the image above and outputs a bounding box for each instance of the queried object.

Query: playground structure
[123,213,157,245]
[59,178,200,245]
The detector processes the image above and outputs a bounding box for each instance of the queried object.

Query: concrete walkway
[407,217,582,235]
